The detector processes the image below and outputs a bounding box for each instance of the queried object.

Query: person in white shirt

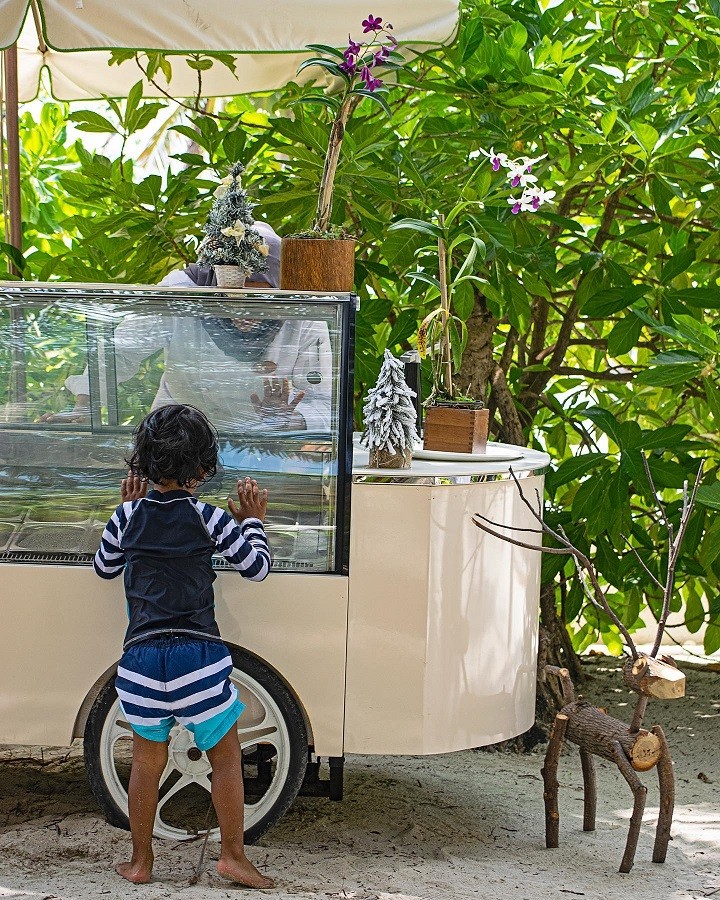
[46,223,333,432]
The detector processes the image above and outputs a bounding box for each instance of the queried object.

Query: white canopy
[1,0,459,101]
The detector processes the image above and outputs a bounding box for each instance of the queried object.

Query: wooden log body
[563,700,662,772]
[423,406,489,454]
[280,237,355,292]
[623,654,685,700]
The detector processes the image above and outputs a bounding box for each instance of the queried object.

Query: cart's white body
[0,440,548,756]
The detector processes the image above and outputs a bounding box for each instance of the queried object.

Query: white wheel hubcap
[98,665,292,841]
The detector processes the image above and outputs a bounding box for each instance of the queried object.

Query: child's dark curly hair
[126,404,218,487]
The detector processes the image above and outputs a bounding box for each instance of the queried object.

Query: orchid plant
[295,15,404,235]
[390,149,555,402]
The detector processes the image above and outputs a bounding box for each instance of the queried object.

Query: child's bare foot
[217,854,275,889]
[116,856,153,884]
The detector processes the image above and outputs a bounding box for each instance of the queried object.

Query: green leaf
[633,123,659,155]
[452,281,475,320]
[704,378,720,423]
[305,44,346,60]
[0,241,26,272]
[68,110,117,134]
[696,483,720,512]
[386,308,419,348]
[222,128,246,162]
[585,407,642,451]
[635,363,703,387]
[388,218,443,239]
[352,88,392,117]
[704,622,720,655]
[582,285,648,317]
[296,57,348,81]
[186,58,214,71]
[685,589,705,634]
[608,313,643,356]
[639,425,692,450]
[660,249,695,284]
[672,315,718,353]
[548,453,606,490]
[407,270,441,290]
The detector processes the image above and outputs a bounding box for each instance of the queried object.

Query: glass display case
[0,284,355,574]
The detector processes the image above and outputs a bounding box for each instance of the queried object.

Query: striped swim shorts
[115,636,244,751]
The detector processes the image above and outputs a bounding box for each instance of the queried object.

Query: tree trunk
[456,291,497,402]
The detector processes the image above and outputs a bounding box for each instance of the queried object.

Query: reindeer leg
[542,713,568,849]
[579,749,597,832]
[610,740,648,874]
[651,726,674,864]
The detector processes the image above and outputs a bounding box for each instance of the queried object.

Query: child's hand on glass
[121,471,148,502]
[228,477,268,523]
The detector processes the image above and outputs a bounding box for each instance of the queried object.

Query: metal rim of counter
[352,466,549,485]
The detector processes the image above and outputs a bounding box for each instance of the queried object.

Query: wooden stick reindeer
[473,457,703,873]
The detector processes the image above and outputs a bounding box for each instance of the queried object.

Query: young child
[94,403,274,888]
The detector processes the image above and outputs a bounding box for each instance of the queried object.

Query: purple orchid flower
[511,202,522,214]
[374,50,385,66]
[531,196,541,210]
[361,64,372,82]
[365,75,383,91]
[511,174,521,187]
[346,36,362,56]
[340,59,357,75]
[362,14,383,32]
[381,44,392,57]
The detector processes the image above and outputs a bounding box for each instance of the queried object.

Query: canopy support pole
[3,44,22,273]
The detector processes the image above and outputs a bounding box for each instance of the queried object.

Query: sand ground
[0,657,717,900]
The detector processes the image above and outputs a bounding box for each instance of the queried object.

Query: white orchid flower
[479,146,510,171]
[221,220,247,244]
[515,154,547,172]
[508,193,536,215]
[529,187,557,210]
[506,165,538,189]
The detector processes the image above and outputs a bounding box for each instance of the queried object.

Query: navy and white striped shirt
[94,489,271,650]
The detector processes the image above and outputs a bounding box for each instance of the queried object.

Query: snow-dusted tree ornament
[197,161,269,281]
[361,350,420,468]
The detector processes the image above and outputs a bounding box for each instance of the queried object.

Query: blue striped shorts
[115,636,244,751]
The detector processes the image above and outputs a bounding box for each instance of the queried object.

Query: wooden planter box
[423,405,489,454]
[280,237,355,292]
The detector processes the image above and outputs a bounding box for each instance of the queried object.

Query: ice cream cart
[0,283,549,842]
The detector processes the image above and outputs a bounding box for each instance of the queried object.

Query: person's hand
[121,471,148,502]
[38,394,90,424]
[228,477,268,523]
[250,378,305,430]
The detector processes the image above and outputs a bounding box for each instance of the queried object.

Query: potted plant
[280,15,404,292]
[390,149,555,453]
[197,161,270,287]
[361,349,420,468]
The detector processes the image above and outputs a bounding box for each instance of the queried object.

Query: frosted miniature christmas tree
[197,161,269,275]
[361,350,420,468]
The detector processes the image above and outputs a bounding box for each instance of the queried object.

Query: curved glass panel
[0,284,354,573]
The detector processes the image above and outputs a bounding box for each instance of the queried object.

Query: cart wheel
[83,647,308,844]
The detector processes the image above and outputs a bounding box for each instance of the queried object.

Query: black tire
[83,646,308,844]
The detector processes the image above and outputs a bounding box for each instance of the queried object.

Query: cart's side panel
[344,475,543,755]
[0,566,348,754]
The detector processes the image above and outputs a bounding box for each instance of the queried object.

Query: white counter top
[351,434,550,482]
